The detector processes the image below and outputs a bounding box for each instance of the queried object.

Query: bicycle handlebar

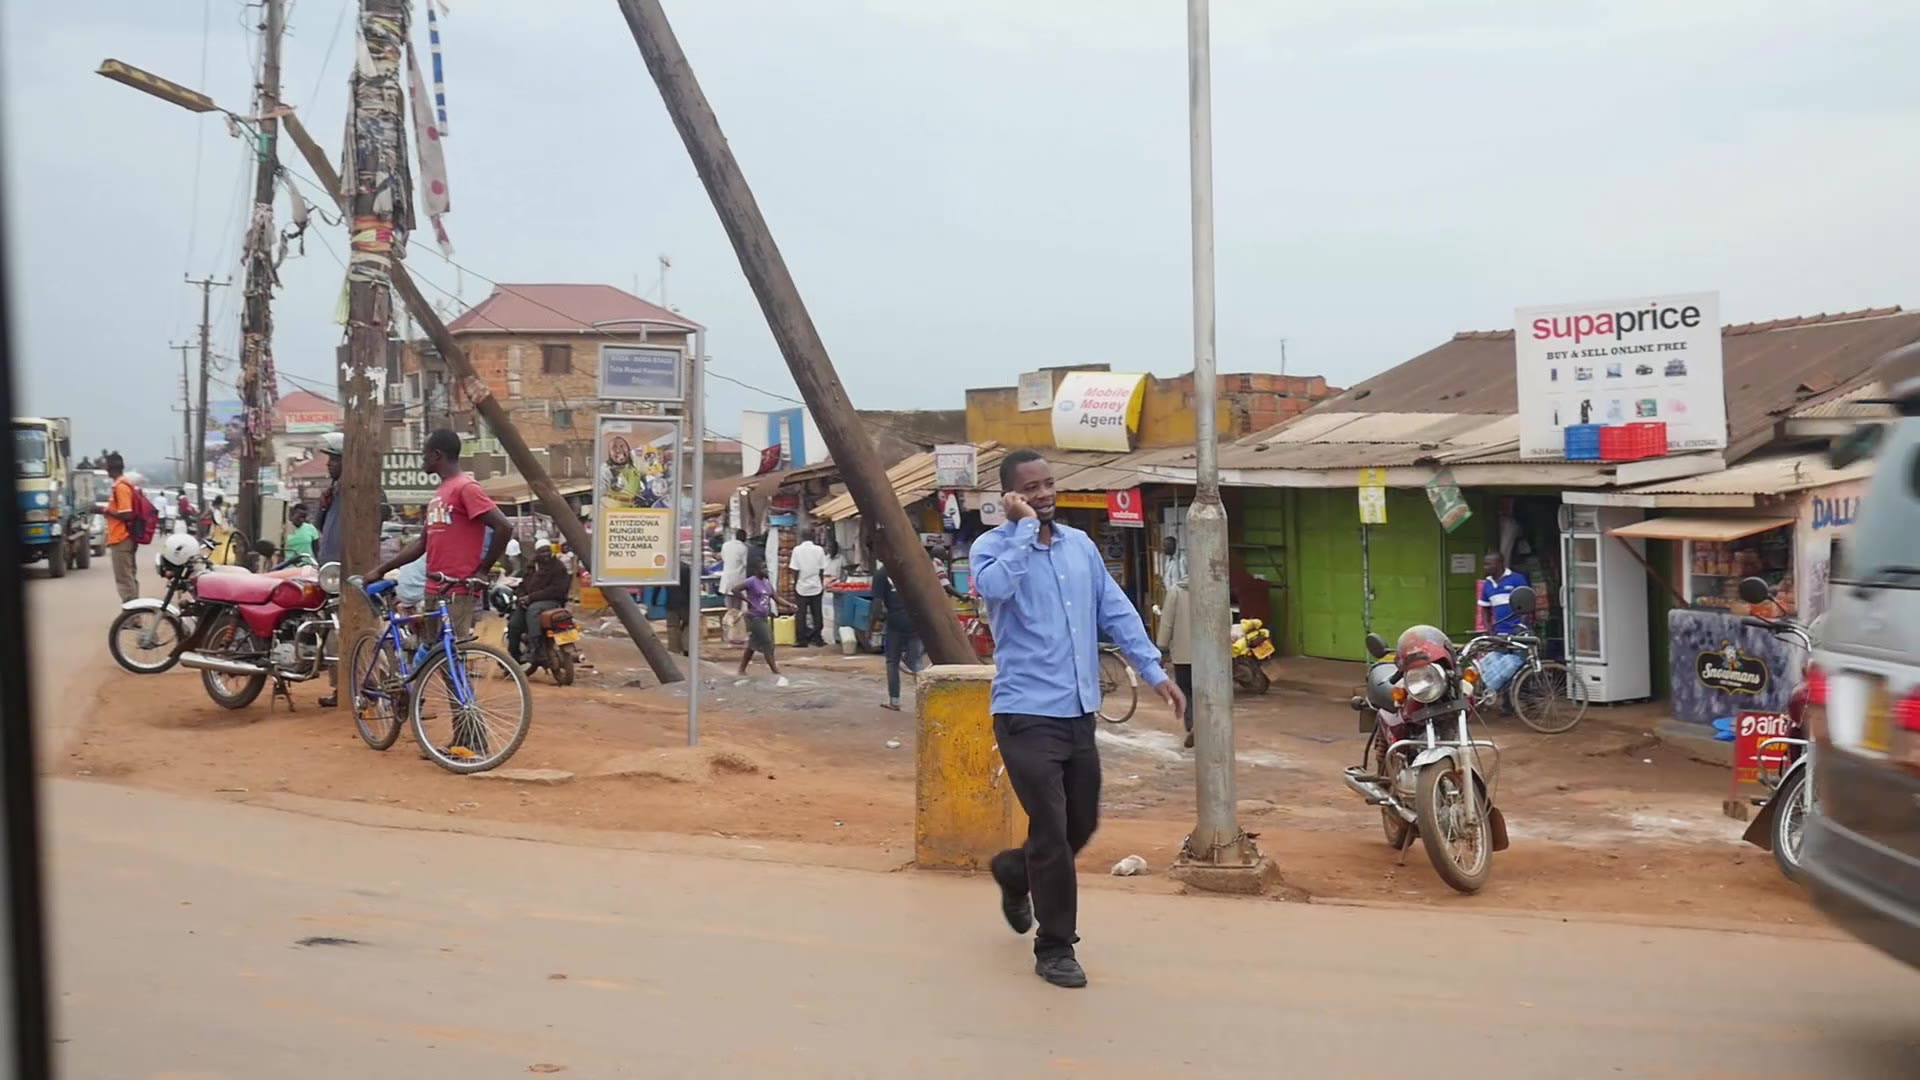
[427,572,491,589]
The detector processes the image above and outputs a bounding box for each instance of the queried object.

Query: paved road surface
[27,570,1920,1078]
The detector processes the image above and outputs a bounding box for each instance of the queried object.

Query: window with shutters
[542,344,573,374]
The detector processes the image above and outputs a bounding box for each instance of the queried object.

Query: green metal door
[1293,488,1450,660]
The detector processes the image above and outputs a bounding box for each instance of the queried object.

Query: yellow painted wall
[966,372,1333,450]
[916,665,1027,869]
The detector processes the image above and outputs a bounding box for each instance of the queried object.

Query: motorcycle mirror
[1737,576,1773,605]
[1364,632,1389,659]
[1507,585,1536,614]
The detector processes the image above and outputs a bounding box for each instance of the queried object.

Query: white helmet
[159,533,199,567]
[319,432,344,456]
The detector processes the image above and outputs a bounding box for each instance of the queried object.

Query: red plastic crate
[1600,421,1667,462]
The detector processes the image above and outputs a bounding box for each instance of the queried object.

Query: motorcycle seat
[539,608,576,631]
[195,572,283,605]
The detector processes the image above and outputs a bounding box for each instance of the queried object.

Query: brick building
[441,283,699,480]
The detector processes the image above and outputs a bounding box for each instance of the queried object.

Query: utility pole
[170,342,195,492]
[185,275,229,502]
[1173,0,1267,890]
[612,0,973,666]
[236,0,284,545]
[281,109,686,683]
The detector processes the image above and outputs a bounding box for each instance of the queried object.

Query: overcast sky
[7,0,1920,469]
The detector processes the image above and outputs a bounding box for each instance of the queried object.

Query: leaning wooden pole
[284,113,685,684]
[611,0,974,666]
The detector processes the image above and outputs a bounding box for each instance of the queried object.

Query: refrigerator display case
[1560,504,1651,703]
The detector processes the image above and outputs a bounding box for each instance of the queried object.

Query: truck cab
[13,416,90,577]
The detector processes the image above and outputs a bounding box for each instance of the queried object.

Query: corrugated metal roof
[1306,306,1920,451]
[1621,451,1873,497]
[814,444,1012,521]
[1203,412,1525,470]
[1788,379,1896,421]
[446,283,700,335]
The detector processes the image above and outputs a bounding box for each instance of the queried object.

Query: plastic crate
[1601,421,1667,462]
[1563,424,1602,461]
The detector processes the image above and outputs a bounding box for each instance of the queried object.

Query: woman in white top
[718,529,750,644]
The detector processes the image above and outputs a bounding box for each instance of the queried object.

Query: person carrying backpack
[101,452,156,603]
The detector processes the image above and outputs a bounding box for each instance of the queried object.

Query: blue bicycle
[346,573,533,773]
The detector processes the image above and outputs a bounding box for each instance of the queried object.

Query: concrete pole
[611,0,974,667]
[1176,0,1263,881]
[236,0,284,546]
[688,329,705,744]
[186,275,228,517]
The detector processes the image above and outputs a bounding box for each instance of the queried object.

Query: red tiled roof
[444,284,700,335]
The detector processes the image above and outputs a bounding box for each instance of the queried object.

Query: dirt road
[51,568,1810,922]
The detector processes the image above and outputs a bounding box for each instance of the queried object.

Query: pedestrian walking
[719,528,750,645]
[869,560,925,711]
[101,453,139,603]
[970,449,1183,989]
[1156,579,1196,748]
[732,559,795,678]
[789,531,829,647]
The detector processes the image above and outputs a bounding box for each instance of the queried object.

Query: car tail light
[271,580,322,608]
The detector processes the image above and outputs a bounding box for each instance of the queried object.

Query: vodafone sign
[1106,487,1145,527]
[1052,371,1148,452]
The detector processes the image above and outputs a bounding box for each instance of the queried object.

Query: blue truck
[14,416,96,577]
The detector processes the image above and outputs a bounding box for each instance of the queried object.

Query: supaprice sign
[1051,372,1148,453]
[1513,291,1727,459]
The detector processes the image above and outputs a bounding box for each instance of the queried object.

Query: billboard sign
[591,414,680,586]
[1017,371,1053,412]
[380,451,438,506]
[1106,488,1144,527]
[1514,291,1725,459]
[934,444,978,489]
[598,343,685,403]
[1051,371,1147,452]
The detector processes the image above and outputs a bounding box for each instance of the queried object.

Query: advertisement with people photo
[591,415,680,586]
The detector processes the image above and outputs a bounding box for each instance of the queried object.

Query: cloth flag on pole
[427,3,449,136]
[404,40,453,255]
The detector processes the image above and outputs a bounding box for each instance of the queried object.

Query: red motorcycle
[173,562,342,710]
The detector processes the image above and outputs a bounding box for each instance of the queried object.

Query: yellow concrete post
[915,664,1027,870]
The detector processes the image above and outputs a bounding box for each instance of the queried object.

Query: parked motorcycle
[108,533,212,674]
[1231,618,1273,693]
[1734,575,1816,882]
[489,579,585,686]
[172,561,343,709]
[1344,592,1525,894]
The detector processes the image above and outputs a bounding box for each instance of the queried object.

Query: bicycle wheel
[347,633,404,751]
[1095,650,1137,724]
[1511,660,1589,734]
[410,643,532,773]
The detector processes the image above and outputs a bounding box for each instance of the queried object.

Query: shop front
[1054,491,1148,608]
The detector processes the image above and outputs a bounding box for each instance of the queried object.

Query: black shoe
[1034,956,1087,989]
[1000,889,1034,936]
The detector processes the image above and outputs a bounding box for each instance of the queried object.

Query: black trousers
[797,593,825,645]
[990,713,1101,959]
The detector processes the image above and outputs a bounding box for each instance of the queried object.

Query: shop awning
[1607,516,1794,542]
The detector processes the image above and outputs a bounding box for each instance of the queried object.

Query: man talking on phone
[969,449,1185,989]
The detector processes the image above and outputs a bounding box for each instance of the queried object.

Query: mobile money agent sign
[1051,371,1148,452]
[591,415,681,586]
[1513,291,1726,459]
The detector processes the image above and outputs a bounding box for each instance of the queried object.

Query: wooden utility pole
[236,0,284,545]
[612,0,973,665]
[335,0,409,663]
[282,115,685,683]
[185,275,229,502]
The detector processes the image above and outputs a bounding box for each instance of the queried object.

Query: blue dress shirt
[970,517,1167,718]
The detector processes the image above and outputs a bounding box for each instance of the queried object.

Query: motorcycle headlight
[317,562,342,596]
[1403,662,1449,704]
[23,509,54,522]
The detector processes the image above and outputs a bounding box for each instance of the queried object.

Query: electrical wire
[301,0,351,115]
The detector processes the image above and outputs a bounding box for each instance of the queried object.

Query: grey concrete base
[1168,855,1283,896]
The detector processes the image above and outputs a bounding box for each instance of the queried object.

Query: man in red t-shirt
[368,429,511,641]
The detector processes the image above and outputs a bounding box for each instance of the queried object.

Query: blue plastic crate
[1564,424,1603,461]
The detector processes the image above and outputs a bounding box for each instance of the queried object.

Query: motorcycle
[171,560,343,710]
[1231,618,1274,693]
[489,579,585,686]
[1344,591,1525,894]
[108,533,215,674]
[1734,575,1816,882]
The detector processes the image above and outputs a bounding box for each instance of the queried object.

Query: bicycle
[345,572,533,773]
[1458,628,1589,735]
[952,595,1137,723]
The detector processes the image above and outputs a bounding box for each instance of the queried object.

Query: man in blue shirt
[1479,552,1531,634]
[971,450,1184,989]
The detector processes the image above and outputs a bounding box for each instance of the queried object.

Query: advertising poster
[1424,468,1472,533]
[379,451,438,506]
[1017,371,1054,412]
[934,444,978,489]
[1514,291,1726,459]
[1051,371,1148,452]
[592,415,680,586]
[1357,466,1388,525]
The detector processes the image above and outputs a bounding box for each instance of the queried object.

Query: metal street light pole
[1174,0,1268,890]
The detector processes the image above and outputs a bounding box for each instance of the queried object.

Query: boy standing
[732,560,795,678]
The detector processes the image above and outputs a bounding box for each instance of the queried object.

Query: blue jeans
[884,626,925,703]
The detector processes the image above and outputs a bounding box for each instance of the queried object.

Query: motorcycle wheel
[552,646,576,687]
[201,614,268,710]
[1241,658,1271,695]
[1095,650,1137,724]
[1771,767,1811,883]
[76,540,91,571]
[47,546,66,578]
[108,607,185,674]
[1415,761,1492,894]
[1370,731,1412,849]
